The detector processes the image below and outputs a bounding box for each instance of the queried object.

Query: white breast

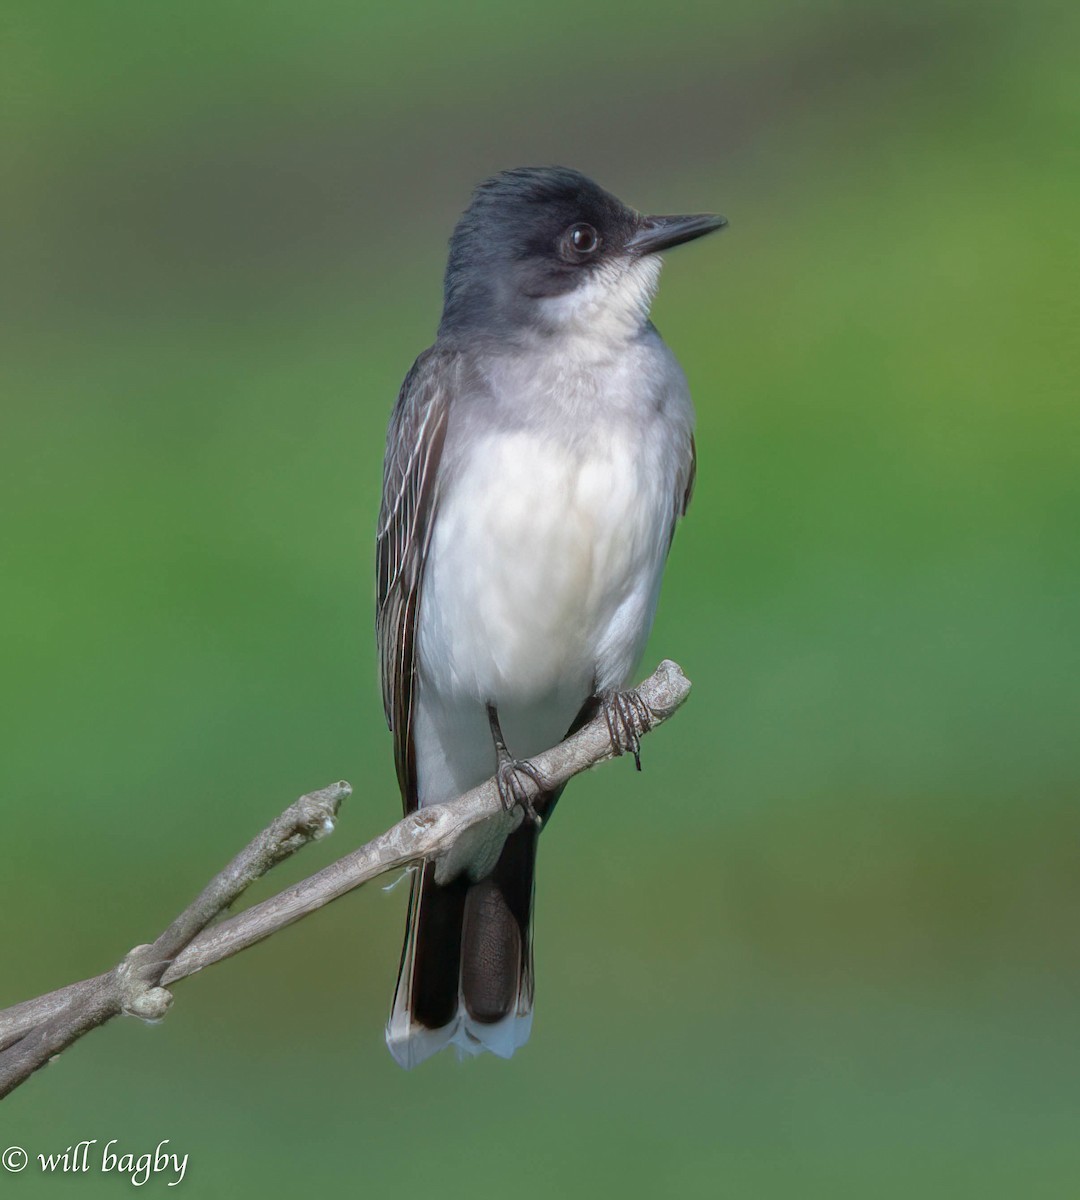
[418,420,671,710]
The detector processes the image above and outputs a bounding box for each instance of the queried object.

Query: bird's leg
[486,703,548,828]
[599,687,653,771]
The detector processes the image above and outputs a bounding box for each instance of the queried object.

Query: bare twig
[0,660,691,1100]
[0,782,350,1098]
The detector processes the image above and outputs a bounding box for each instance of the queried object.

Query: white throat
[536,255,662,352]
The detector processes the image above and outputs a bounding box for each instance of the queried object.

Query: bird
[377,166,725,1068]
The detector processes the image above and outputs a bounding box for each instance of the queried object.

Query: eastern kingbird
[377,166,725,1068]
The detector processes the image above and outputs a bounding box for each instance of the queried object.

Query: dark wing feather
[376,348,451,814]
[667,431,697,552]
[682,433,697,516]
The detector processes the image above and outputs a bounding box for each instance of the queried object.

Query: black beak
[627,212,728,255]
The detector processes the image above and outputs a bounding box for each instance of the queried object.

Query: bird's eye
[563,223,600,260]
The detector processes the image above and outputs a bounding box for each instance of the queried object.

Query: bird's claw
[495,757,548,828]
[601,688,653,770]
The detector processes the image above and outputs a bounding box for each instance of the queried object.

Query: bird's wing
[681,433,697,516]
[377,347,452,814]
[666,430,697,554]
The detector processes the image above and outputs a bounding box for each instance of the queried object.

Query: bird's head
[439,166,725,344]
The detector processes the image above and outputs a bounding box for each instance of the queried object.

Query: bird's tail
[386,822,537,1069]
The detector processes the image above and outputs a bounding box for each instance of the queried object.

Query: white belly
[411,422,673,806]
[419,424,671,706]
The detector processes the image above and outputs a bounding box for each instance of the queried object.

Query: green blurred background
[2,0,1078,1195]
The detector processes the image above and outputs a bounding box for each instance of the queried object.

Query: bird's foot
[494,755,548,829]
[600,687,653,770]
[486,701,549,827]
